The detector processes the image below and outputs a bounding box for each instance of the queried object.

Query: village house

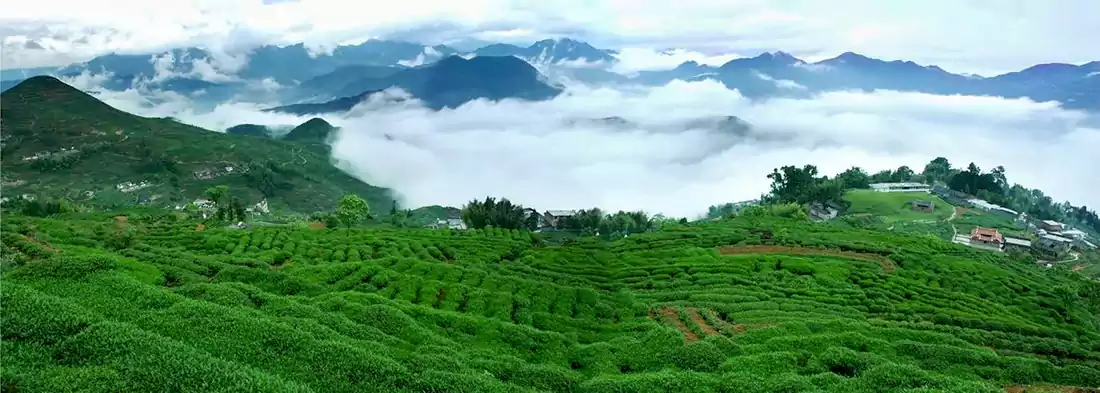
[869,182,931,193]
[1040,220,1064,233]
[809,202,842,222]
[1034,234,1073,257]
[911,200,935,212]
[1002,236,1032,252]
[116,180,152,193]
[969,227,1004,248]
[1059,228,1087,240]
[542,210,578,228]
[430,218,467,230]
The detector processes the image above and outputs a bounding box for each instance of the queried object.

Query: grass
[954,210,1034,240]
[0,76,392,213]
[2,209,1100,392]
[843,190,953,223]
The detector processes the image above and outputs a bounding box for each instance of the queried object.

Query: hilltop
[0,76,392,212]
[270,55,563,114]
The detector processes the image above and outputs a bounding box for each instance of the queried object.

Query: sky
[63,72,1100,218]
[3,0,1100,75]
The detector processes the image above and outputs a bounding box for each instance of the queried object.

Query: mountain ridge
[0,76,392,212]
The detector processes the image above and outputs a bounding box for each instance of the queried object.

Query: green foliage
[336,194,370,229]
[461,197,527,230]
[765,164,845,206]
[2,209,1100,393]
[0,76,393,214]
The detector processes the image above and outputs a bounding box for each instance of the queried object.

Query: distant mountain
[470,38,616,64]
[633,61,720,85]
[299,65,406,94]
[52,40,458,87]
[285,118,335,142]
[270,55,563,114]
[623,52,1098,110]
[0,76,392,212]
[8,37,1097,111]
[225,124,271,137]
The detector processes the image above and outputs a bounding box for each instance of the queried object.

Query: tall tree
[891,166,916,182]
[336,194,370,230]
[921,157,953,184]
[835,167,871,189]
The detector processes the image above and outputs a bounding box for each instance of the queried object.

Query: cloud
[71,75,1100,218]
[610,48,742,74]
[753,71,807,90]
[3,0,1097,75]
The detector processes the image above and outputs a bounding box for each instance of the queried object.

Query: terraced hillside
[3,211,1099,392]
[0,76,391,212]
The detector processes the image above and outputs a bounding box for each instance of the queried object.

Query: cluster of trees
[202,185,247,223]
[460,197,528,230]
[762,165,846,207]
[557,208,662,236]
[244,160,295,197]
[1,196,81,217]
[459,197,674,236]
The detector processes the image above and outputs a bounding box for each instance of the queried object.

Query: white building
[869,182,931,193]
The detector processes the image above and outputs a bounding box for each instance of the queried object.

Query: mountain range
[2,38,1097,111]
[0,76,392,212]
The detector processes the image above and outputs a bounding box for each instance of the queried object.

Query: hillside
[2,211,1099,392]
[0,76,392,212]
[270,55,563,114]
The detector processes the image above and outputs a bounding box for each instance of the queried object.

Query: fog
[68,75,1100,218]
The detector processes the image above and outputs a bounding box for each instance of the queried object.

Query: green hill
[0,76,392,212]
[225,123,272,137]
[2,211,1099,392]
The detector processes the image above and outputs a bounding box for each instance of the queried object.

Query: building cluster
[964,218,1095,260]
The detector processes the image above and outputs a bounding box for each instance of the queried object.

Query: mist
[68,75,1100,218]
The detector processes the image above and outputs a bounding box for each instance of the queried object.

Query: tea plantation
[3,210,1100,393]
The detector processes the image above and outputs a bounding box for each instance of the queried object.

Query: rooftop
[870,182,930,189]
[1041,234,1073,243]
[1003,237,1032,247]
[545,210,577,217]
[1042,220,1064,226]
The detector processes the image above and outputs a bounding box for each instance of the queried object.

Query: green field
[3,211,1100,393]
[953,210,1034,240]
[842,190,953,223]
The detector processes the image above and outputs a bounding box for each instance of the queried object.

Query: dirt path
[948,206,962,239]
[653,307,699,343]
[717,245,896,273]
[686,308,719,336]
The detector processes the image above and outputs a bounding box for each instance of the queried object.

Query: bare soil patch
[717,245,896,273]
[685,307,719,336]
[653,307,699,343]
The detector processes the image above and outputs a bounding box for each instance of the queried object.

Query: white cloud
[610,48,742,74]
[753,71,807,90]
[71,76,1100,218]
[2,0,1097,75]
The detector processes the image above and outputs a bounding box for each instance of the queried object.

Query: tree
[204,185,229,205]
[336,194,370,230]
[460,197,526,230]
[834,167,870,189]
[891,166,916,182]
[764,165,843,207]
[921,157,953,184]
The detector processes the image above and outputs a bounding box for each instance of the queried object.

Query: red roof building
[970,227,1004,246]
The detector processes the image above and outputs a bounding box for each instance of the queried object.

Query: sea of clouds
[62,71,1100,218]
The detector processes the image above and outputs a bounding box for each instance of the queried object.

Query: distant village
[862,182,1095,265]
